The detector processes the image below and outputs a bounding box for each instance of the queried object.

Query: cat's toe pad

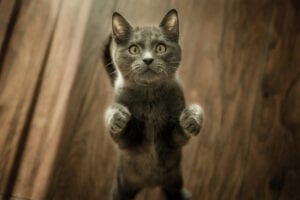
[180,104,204,136]
[106,105,131,134]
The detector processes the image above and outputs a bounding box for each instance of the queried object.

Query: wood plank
[7,0,93,199]
[0,0,62,195]
[239,0,300,199]
[182,0,276,199]
[0,0,17,51]
[45,0,120,199]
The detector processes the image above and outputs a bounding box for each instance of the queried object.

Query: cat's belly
[120,148,181,186]
[120,121,181,185]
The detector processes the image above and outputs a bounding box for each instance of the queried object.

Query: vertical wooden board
[177,0,225,198]
[9,0,93,199]
[0,0,61,195]
[239,0,300,199]
[190,0,274,199]
[0,0,16,50]
[44,1,118,198]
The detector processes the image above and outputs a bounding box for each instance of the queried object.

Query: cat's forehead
[131,26,165,42]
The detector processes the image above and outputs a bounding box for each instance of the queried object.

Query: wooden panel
[0,0,61,196]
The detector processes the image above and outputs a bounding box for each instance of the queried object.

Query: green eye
[128,45,140,55]
[156,44,167,53]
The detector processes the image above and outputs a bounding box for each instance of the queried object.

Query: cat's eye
[128,45,140,55]
[155,44,167,54]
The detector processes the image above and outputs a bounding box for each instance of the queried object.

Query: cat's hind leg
[162,173,191,200]
[111,171,141,200]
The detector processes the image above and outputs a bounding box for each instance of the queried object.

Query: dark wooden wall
[0,0,299,199]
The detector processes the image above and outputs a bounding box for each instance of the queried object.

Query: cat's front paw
[105,104,131,135]
[179,104,204,136]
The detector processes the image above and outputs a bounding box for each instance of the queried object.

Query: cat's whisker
[123,69,135,80]
[103,61,114,68]
[134,68,143,74]
[152,65,168,78]
[170,60,180,62]
[162,70,169,79]
[132,64,140,69]
[169,64,180,66]
[169,64,180,68]
[109,70,117,75]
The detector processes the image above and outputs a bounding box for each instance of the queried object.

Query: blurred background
[0,0,299,199]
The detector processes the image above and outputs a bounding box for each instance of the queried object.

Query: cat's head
[111,9,181,86]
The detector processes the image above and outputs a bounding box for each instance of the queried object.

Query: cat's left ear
[160,9,179,42]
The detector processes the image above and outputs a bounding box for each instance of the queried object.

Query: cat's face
[112,10,181,85]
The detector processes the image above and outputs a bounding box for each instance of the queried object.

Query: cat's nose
[143,58,154,65]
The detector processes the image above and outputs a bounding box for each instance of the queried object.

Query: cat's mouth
[144,65,168,75]
[140,68,159,75]
[132,67,167,85]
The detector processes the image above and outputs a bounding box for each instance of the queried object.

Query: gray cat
[102,9,204,200]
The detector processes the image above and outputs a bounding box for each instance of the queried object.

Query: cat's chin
[129,70,166,86]
[132,78,161,86]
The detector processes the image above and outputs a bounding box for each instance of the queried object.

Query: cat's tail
[102,34,116,86]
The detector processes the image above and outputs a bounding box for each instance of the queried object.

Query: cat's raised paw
[179,104,204,136]
[105,104,131,134]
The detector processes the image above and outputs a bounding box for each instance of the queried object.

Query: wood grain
[3,0,93,199]
[0,0,62,197]
[0,0,299,199]
[0,0,17,59]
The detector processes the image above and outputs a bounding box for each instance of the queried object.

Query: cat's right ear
[112,12,132,43]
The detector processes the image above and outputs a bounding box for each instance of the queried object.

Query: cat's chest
[118,89,180,120]
[131,99,169,122]
[116,85,185,127]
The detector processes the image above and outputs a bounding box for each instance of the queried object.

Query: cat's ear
[160,9,179,42]
[112,12,132,43]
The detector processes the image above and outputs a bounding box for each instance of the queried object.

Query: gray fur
[104,9,204,200]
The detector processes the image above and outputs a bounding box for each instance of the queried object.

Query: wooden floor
[0,0,299,199]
